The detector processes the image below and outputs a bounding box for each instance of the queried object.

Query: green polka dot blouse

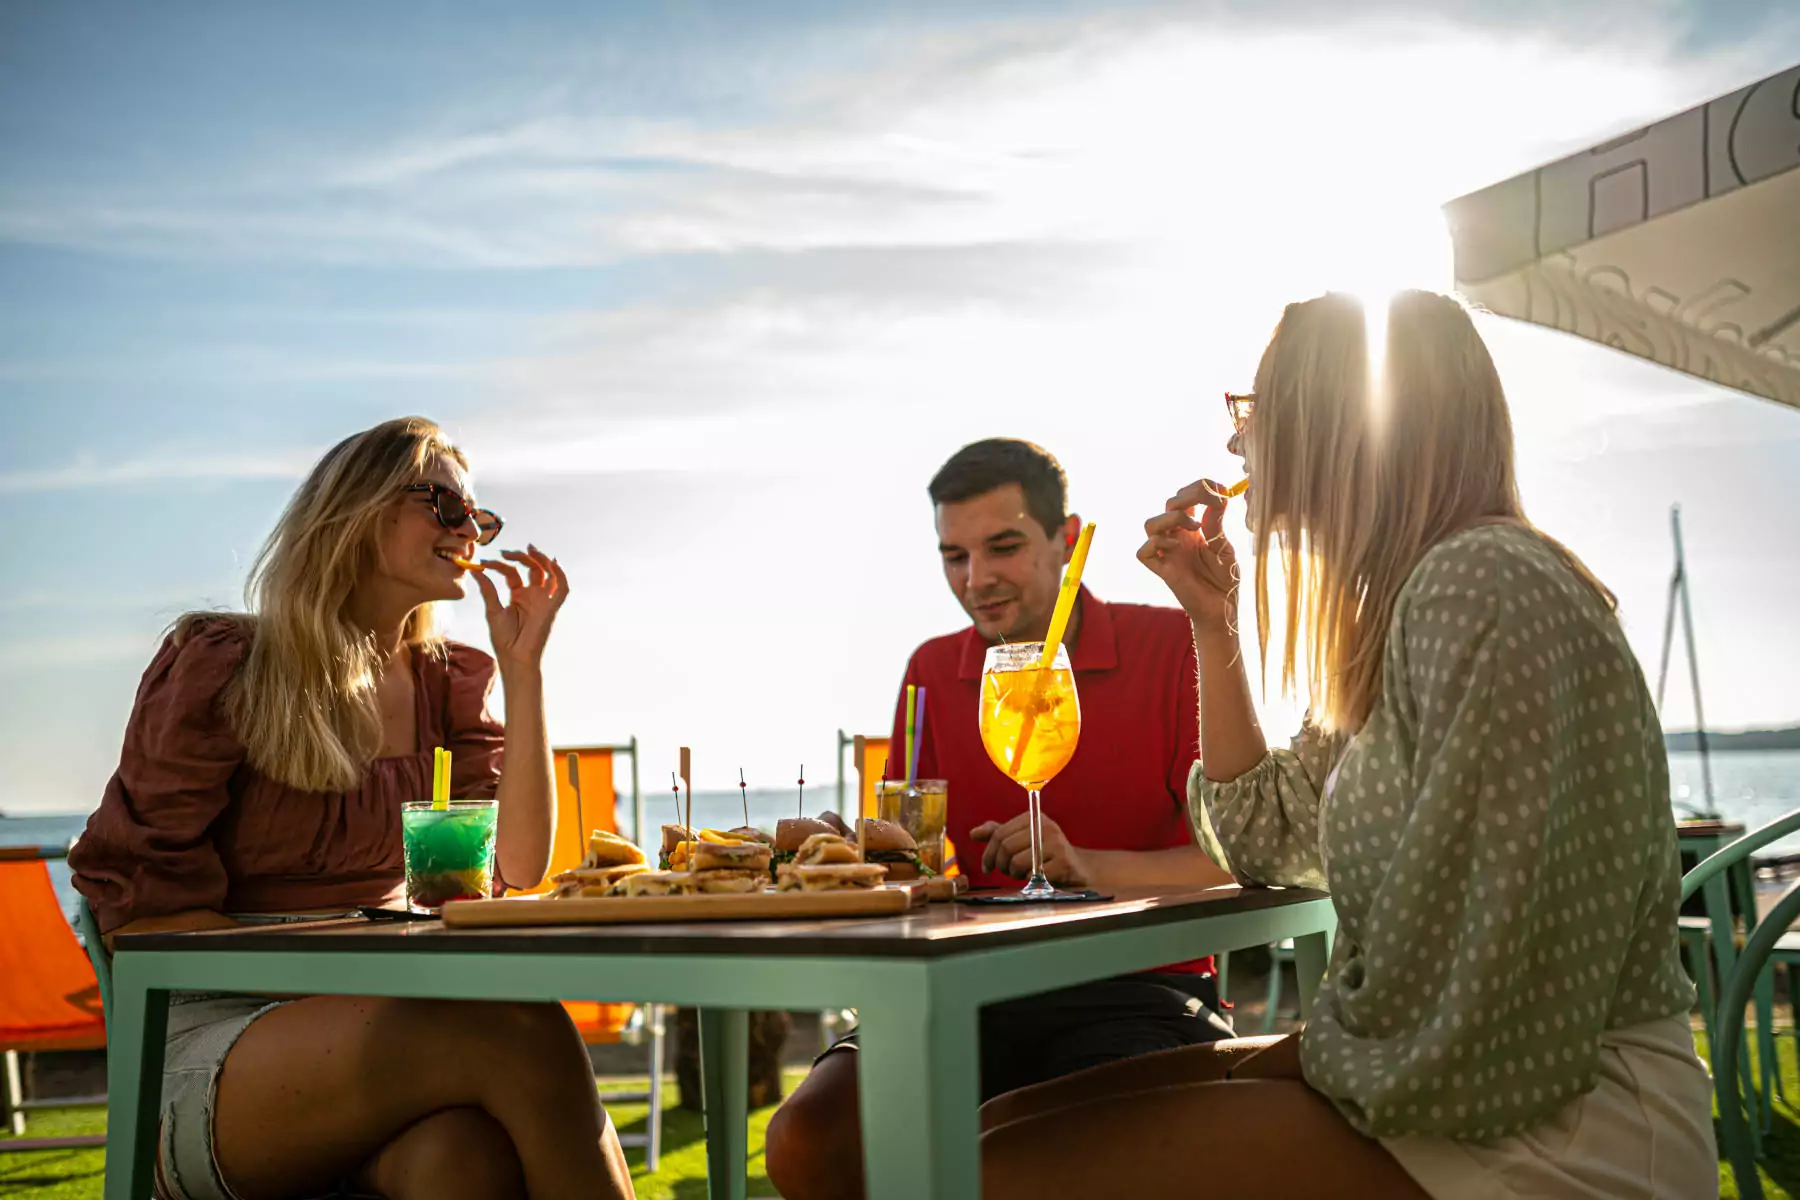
[1189,524,1696,1142]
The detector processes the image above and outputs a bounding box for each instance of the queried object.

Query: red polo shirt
[889,587,1211,976]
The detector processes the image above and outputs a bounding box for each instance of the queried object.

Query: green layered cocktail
[402,799,498,910]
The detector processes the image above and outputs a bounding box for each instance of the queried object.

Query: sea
[8,753,1799,927]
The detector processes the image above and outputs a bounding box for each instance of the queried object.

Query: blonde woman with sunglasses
[978,292,1714,1199]
[71,418,634,1200]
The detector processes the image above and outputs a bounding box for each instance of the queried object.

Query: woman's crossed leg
[212,995,633,1200]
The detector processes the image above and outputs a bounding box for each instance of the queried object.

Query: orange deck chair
[0,844,107,1153]
[536,741,665,1170]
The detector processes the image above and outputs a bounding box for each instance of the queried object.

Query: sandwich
[858,818,929,882]
[624,870,694,897]
[778,862,888,892]
[794,832,859,867]
[692,868,768,894]
[551,863,649,898]
[772,817,837,877]
[660,824,695,870]
[691,839,773,875]
[582,829,647,870]
[816,810,853,838]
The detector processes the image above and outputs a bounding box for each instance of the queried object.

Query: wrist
[496,660,544,692]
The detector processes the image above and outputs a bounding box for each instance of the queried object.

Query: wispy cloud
[6,9,1782,272]
[0,450,317,495]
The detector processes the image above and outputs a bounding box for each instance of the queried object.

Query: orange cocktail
[979,642,1081,897]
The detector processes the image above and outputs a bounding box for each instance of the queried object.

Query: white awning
[1445,64,1800,410]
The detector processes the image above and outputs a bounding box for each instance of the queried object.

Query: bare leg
[352,1107,525,1200]
[212,996,633,1200]
[978,1034,1286,1132]
[765,1048,865,1200]
[982,1078,1427,1200]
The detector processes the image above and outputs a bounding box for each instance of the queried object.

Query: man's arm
[1078,842,1233,889]
[970,815,1233,888]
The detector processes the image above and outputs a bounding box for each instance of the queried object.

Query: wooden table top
[116,885,1330,960]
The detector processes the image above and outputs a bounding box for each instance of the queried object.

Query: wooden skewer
[739,768,749,828]
[797,765,805,820]
[567,752,586,854]
[680,746,692,839]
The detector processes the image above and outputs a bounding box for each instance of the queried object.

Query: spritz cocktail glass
[978,642,1081,898]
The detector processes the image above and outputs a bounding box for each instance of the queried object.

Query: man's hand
[970,813,1091,886]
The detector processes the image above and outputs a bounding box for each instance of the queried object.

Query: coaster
[955,889,1113,906]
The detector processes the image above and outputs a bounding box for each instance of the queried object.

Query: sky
[3,1,1798,815]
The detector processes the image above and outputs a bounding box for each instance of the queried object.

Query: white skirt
[1380,1015,1718,1199]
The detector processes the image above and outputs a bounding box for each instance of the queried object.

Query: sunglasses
[1225,391,1256,430]
[404,483,503,546]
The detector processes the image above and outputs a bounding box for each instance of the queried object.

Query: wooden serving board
[920,876,969,902]
[442,884,923,928]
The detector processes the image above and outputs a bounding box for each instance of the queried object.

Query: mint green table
[104,885,1335,1199]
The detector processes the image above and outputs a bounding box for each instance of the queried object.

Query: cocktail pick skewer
[680,747,692,841]
[797,766,805,820]
[567,752,586,853]
[739,768,750,828]
[671,773,682,828]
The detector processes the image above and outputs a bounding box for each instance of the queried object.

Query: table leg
[103,966,169,1200]
[1293,927,1332,1019]
[697,1007,748,1200]
[854,978,981,1200]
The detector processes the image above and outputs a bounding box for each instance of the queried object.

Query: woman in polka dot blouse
[979,291,1716,1199]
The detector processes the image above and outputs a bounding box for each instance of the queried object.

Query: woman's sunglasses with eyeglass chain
[404,483,503,546]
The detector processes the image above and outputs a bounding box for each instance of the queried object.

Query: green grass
[0,1069,809,1199]
[1700,1029,1800,1200]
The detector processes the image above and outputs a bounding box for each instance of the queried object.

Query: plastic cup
[401,799,498,910]
[875,779,947,874]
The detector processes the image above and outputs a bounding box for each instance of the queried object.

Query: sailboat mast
[1669,505,1716,815]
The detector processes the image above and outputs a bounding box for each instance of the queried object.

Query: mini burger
[728,825,774,847]
[551,863,649,898]
[858,819,929,882]
[772,817,837,878]
[659,824,695,870]
[582,829,647,870]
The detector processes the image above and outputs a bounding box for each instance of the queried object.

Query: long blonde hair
[178,417,468,792]
[1245,290,1613,734]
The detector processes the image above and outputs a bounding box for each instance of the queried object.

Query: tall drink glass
[401,799,498,910]
[875,779,948,875]
[978,643,1080,898]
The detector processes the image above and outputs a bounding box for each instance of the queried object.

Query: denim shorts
[156,993,289,1200]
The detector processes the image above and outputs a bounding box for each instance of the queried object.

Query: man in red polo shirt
[766,438,1235,1200]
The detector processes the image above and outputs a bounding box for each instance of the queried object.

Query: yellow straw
[1219,478,1249,498]
[433,747,450,809]
[1037,523,1096,669]
[1008,523,1096,779]
[903,684,917,786]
